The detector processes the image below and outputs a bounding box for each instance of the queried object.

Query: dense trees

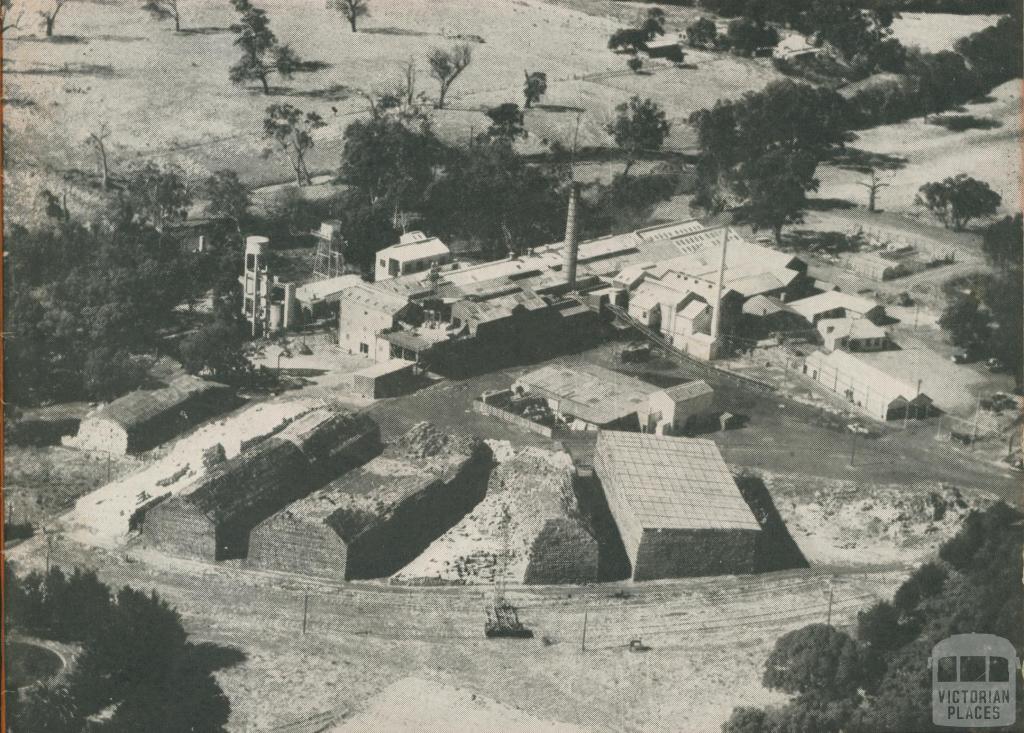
[229,0,302,94]
[724,18,778,56]
[428,44,472,109]
[606,96,671,176]
[485,103,526,141]
[725,502,1024,732]
[689,81,846,242]
[916,174,1001,231]
[686,17,717,48]
[5,565,235,732]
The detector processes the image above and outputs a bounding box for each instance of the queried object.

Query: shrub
[929,114,1001,132]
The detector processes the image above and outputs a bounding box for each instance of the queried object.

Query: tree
[229,0,301,95]
[484,103,526,141]
[87,122,112,190]
[523,70,547,108]
[8,683,82,733]
[39,0,69,37]
[204,170,251,228]
[855,167,891,213]
[763,624,873,699]
[179,315,251,383]
[981,213,1023,272]
[2,0,23,35]
[606,96,670,176]
[686,17,717,48]
[427,44,472,109]
[608,27,648,53]
[640,7,666,39]
[724,17,778,56]
[339,114,439,219]
[938,296,991,351]
[797,0,895,62]
[916,174,1001,231]
[83,347,146,401]
[327,0,368,32]
[126,163,192,228]
[734,147,818,245]
[263,103,326,186]
[626,55,644,73]
[141,0,181,31]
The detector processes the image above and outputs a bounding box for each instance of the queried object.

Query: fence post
[302,594,310,634]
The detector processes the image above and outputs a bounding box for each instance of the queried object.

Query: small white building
[374,232,451,282]
[338,283,419,357]
[644,380,714,435]
[818,317,890,353]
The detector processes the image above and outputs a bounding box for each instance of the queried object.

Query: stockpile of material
[248,422,491,580]
[392,445,598,585]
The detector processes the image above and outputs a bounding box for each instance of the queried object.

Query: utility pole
[849,430,857,467]
[971,393,982,448]
[302,594,309,634]
[935,414,943,441]
[826,581,835,626]
[580,607,588,653]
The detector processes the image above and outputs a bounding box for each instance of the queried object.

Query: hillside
[3,0,783,225]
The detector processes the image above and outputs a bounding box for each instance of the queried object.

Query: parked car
[951,351,972,364]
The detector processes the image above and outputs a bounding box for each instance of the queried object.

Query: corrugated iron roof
[516,364,655,426]
[341,283,411,315]
[596,431,760,532]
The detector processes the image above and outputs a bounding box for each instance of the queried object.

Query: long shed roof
[89,375,227,432]
[595,431,760,532]
[516,363,656,426]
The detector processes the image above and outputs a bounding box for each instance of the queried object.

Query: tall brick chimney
[563,182,581,288]
[710,225,729,341]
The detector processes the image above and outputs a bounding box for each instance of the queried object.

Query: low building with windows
[645,380,715,435]
[338,283,421,357]
[788,291,887,325]
[374,232,451,282]
[817,317,890,352]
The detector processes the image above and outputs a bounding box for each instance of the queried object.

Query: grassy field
[816,80,1023,217]
[3,0,786,225]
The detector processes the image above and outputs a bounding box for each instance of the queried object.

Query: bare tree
[39,0,70,37]
[88,123,112,190]
[141,0,181,31]
[427,44,471,110]
[2,0,23,35]
[856,168,893,213]
[402,58,416,109]
[327,0,368,32]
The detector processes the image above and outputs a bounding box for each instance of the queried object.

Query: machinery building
[241,235,298,336]
[142,409,380,561]
[248,423,491,581]
[66,375,234,455]
[513,363,657,432]
[594,431,761,581]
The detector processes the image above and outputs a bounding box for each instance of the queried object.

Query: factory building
[594,431,761,581]
[142,410,380,561]
[817,317,891,353]
[248,423,491,581]
[66,375,234,455]
[803,349,933,421]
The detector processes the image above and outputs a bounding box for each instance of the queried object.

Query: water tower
[243,235,270,337]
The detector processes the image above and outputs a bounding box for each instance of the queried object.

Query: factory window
[379,259,386,267]
[359,343,369,354]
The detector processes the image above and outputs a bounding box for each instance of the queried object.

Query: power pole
[971,393,982,448]
[580,607,588,653]
[302,594,309,634]
[935,414,943,441]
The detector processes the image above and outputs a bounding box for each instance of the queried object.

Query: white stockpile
[67,398,324,546]
[392,441,579,585]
